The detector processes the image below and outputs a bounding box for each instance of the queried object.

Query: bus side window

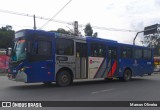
[90,43,106,57]
[121,47,132,59]
[108,47,117,59]
[108,49,112,58]
[112,50,117,59]
[32,40,38,54]
[143,49,152,59]
[56,38,74,56]
[133,48,142,59]
[31,40,52,56]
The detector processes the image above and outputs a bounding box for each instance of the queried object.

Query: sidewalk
[0,69,7,76]
[0,73,7,76]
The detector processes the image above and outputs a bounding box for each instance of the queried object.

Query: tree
[57,28,70,34]
[84,23,93,36]
[142,24,160,56]
[143,34,160,56]
[0,26,15,48]
[93,32,98,38]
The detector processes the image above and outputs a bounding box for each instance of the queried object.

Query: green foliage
[0,26,15,48]
[57,28,70,34]
[84,23,98,38]
[50,28,74,35]
[143,34,160,56]
[93,32,98,38]
[84,23,93,36]
[51,28,77,36]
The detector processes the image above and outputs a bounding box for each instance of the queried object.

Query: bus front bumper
[8,71,27,83]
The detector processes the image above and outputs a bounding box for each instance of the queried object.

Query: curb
[0,73,7,76]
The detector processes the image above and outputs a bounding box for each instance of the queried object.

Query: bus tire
[56,70,72,87]
[121,69,132,81]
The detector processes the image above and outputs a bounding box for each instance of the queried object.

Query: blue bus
[7,29,154,86]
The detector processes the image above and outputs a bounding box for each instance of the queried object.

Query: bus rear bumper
[8,71,27,83]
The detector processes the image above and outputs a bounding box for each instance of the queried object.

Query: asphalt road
[0,73,160,110]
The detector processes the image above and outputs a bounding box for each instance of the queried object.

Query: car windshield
[12,38,26,62]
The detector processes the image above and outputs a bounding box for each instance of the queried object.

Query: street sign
[144,24,160,35]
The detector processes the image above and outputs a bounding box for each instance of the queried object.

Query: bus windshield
[12,38,26,62]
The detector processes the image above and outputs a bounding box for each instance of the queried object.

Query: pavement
[0,73,160,110]
[0,72,7,76]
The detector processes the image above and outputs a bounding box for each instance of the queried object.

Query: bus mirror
[6,48,12,56]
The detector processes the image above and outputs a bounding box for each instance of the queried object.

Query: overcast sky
[0,0,160,45]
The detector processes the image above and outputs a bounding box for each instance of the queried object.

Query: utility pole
[74,21,78,35]
[33,15,36,30]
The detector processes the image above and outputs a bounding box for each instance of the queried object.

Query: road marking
[91,88,115,94]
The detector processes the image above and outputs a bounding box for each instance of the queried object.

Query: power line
[0,23,34,28]
[79,24,139,32]
[0,9,73,26]
[0,8,139,32]
[35,16,72,25]
[92,26,139,32]
[40,0,73,29]
[0,9,33,17]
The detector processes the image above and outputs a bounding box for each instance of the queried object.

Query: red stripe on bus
[107,60,117,77]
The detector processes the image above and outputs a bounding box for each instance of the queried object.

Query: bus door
[75,42,87,79]
[107,47,118,77]
[28,35,54,82]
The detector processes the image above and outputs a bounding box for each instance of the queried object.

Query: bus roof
[118,43,153,49]
[16,29,152,49]
[86,36,117,43]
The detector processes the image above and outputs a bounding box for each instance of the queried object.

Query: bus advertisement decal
[101,60,111,78]
[93,58,106,78]
[88,57,104,79]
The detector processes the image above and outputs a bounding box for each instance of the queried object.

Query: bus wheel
[56,70,72,87]
[121,69,132,81]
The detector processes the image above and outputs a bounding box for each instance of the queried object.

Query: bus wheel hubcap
[62,75,68,82]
